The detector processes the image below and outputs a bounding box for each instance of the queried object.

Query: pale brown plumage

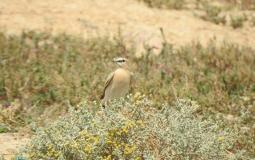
[101,57,131,108]
[100,72,115,100]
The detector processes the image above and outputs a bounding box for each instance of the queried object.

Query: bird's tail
[100,94,104,100]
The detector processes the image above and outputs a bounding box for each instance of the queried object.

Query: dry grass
[0,31,254,157]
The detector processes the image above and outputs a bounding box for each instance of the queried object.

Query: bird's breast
[104,68,131,99]
[114,69,130,82]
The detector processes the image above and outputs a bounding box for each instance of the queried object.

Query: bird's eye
[118,60,125,63]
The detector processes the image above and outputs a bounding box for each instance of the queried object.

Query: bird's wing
[100,72,115,100]
[129,71,134,92]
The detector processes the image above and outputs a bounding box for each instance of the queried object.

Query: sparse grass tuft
[199,3,227,25]
[226,0,255,10]
[139,0,255,28]
[230,14,247,29]
[138,0,185,9]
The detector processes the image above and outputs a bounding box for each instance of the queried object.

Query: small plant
[200,3,226,25]
[0,123,9,133]
[240,0,255,10]
[138,0,185,9]
[230,14,247,29]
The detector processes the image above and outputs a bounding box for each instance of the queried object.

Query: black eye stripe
[117,60,125,62]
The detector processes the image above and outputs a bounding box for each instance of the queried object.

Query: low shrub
[199,3,227,25]
[21,96,239,159]
[138,0,185,9]
[230,14,247,29]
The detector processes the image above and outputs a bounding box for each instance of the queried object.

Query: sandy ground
[0,0,255,159]
[0,132,30,159]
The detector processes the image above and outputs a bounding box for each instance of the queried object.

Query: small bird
[101,57,132,108]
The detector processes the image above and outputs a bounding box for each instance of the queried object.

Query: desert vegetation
[139,0,255,10]
[19,98,239,159]
[0,30,254,159]
[139,0,255,28]
[0,0,255,159]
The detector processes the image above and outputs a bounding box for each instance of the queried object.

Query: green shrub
[199,3,226,25]
[238,0,255,10]
[0,123,9,133]
[22,96,238,159]
[138,0,185,9]
[230,14,247,29]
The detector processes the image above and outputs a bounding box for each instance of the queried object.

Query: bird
[100,57,132,108]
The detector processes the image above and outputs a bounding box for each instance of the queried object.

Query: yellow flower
[134,92,141,100]
[107,139,113,144]
[218,136,225,141]
[136,120,145,127]
[103,155,112,160]
[124,144,136,155]
[113,142,121,149]
[46,145,60,158]
[122,127,128,134]
[93,136,100,144]
[84,145,92,154]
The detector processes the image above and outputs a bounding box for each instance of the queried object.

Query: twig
[160,27,167,44]
[0,112,19,125]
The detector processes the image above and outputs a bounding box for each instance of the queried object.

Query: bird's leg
[101,101,108,109]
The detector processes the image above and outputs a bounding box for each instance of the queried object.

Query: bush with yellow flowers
[20,95,242,159]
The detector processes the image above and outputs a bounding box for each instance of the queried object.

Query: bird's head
[113,57,128,68]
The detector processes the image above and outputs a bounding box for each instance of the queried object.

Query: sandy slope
[0,0,255,159]
[0,0,255,54]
